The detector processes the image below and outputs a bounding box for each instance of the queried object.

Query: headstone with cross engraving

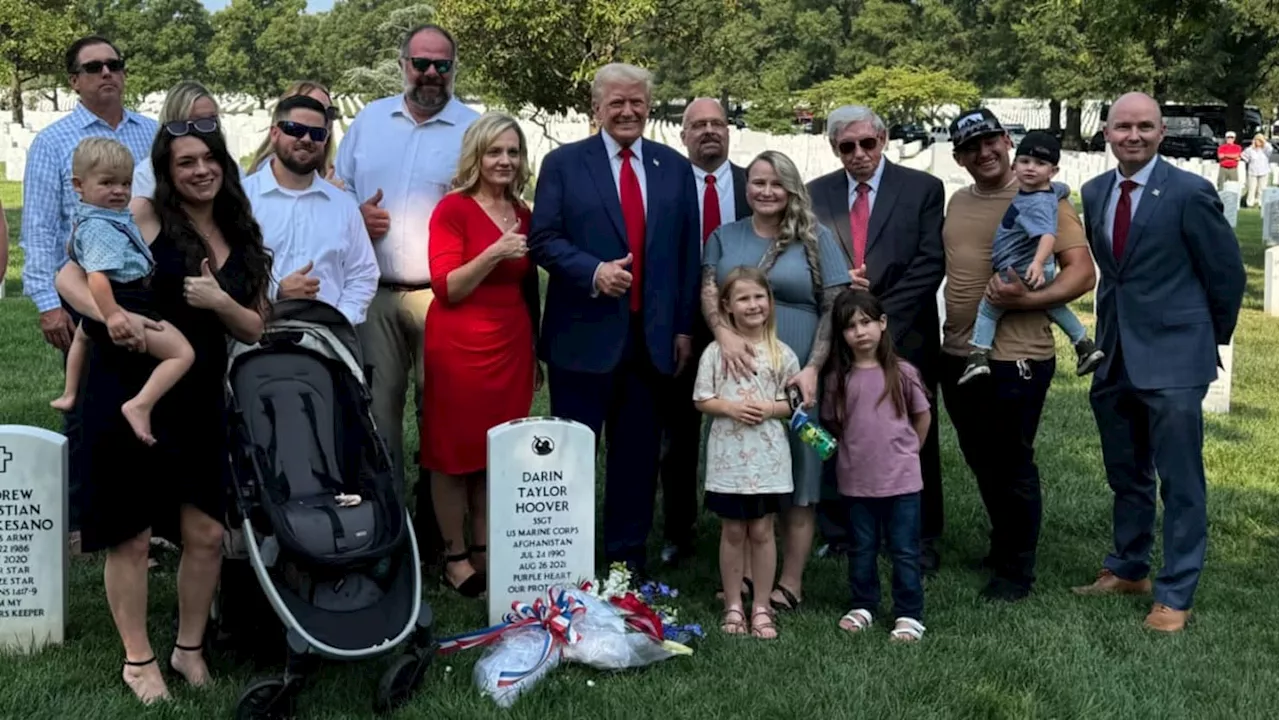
[485,417,595,626]
[0,426,67,652]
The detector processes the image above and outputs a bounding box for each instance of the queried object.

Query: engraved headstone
[486,417,595,625]
[1264,246,1280,317]
[1261,187,1279,247]
[0,426,67,652]
[1218,184,1240,229]
[1203,340,1233,414]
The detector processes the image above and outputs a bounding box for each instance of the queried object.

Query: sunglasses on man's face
[408,57,453,74]
[276,121,329,143]
[164,117,219,136]
[837,137,880,155]
[78,59,126,75]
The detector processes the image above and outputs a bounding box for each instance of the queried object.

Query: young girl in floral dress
[693,267,800,640]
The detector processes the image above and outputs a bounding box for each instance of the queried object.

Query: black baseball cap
[1015,131,1061,165]
[949,108,1005,149]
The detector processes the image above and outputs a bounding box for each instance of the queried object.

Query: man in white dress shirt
[243,95,379,327]
[335,23,479,558]
[658,98,750,565]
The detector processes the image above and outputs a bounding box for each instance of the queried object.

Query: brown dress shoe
[1144,603,1189,632]
[1071,568,1152,596]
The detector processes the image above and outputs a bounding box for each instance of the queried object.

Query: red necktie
[1112,179,1138,262]
[619,147,646,312]
[702,174,721,244]
[849,182,870,267]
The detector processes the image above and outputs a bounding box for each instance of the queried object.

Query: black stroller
[219,299,434,718]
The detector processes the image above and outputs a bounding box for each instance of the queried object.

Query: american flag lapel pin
[653,157,660,167]
[1151,189,1160,197]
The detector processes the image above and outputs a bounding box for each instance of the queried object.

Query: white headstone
[1218,187,1240,229]
[486,417,596,625]
[1262,188,1279,247]
[1203,340,1233,414]
[0,426,67,652]
[1264,246,1280,317]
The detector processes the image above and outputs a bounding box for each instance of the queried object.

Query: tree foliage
[77,0,214,102]
[803,66,980,126]
[0,0,81,124]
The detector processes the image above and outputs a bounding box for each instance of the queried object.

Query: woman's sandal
[442,552,486,598]
[769,584,802,613]
[122,656,170,705]
[469,544,487,570]
[715,577,754,602]
[170,641,211,687]
[720,607,748,635]
[838,608,874,635]
[750,608,778,640]
[889,617,925,643]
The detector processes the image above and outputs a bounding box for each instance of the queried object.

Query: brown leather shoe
[1071,568,1152,596]
[1144,603,1190,632]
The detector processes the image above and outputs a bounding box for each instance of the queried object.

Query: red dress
[422,193,537,474]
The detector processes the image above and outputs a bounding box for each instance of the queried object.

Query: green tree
[0,0,81,125]
[803,65,980,125]
[207,0,322,105]
[334,3,437,100]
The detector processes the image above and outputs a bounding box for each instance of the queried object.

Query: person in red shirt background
[1217,131,1242,190]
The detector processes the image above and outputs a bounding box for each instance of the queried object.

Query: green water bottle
[786,386,838,461]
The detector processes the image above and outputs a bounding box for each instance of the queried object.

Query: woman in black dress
[57,122,272,704]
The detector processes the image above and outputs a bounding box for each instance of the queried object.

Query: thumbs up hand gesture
[184,257,230,310]
[279,260,322,299]
[485,219,528,262]
[360,188,390,238]
[594,252,633,297]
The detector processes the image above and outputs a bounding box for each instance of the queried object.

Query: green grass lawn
[0,180,1276,719]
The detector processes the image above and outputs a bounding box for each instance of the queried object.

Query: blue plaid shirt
[19,103,157,312]
[69,203,153,284]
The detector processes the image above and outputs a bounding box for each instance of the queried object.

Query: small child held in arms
[958,131,1104,385]
[50,137,193,445]
[693,266,799,641]
[822,289,931,643]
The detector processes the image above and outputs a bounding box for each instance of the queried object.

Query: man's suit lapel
[643,147,664,247]
[731,163,750,220]
[1119,158,1169,270]
[1088,175,1118,273]
[826,174,854,264]
[584,135,628,249]
[865,161,899,256]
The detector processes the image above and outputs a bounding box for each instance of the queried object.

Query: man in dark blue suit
[1072,92,1246,633]
[529,63,701,575]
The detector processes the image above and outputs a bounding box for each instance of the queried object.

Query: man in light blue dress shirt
[18,35,157,543]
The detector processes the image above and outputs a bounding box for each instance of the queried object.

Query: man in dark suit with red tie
[806,105,947,571]
[658,98,753,565]
[529,63,702,576]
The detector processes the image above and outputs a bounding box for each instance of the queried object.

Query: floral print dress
[693,339,800,496]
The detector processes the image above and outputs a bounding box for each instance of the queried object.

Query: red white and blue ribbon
[436,587,586,688]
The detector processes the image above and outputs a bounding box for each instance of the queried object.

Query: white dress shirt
[1103,154,1160,252]
[599,131,649,213]
[243,160,381,325]
[846,155,887,213]
[692,159,735,231]
[334,95,480,285]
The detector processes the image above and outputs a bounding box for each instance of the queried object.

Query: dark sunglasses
[837,137,880,155]
[409,57,453,74]
[164,117,219,136]
[276,121,329,143]
[78,59,126,74]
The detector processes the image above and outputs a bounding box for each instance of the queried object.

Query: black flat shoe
[442,553,485,598]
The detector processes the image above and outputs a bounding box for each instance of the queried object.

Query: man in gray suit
[1072,92,1245,633]
[807,105,946,571]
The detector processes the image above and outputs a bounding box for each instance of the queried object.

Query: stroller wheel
[236,678,294,720]
[374,654,426,714]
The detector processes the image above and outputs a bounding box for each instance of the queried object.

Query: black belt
[379,281,431,292]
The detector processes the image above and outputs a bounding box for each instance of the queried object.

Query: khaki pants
[358,286,434,488]
[1246,173,1267,207]
[1217,165,1239,190]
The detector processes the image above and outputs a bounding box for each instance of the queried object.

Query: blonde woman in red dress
[422,112,542,596]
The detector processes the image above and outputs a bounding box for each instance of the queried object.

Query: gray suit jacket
[807,161,946,376]
[1081,157,1246,390]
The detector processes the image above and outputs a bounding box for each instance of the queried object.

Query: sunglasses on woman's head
[164,117,219,136]
[409,57,453,74]
[276,121,329,143]
[838,137,880,155]
[78,59,126,74]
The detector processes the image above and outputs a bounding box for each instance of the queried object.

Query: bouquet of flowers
[436,567,697,708]
[579,562,705,645]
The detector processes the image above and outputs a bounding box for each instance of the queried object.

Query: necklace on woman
[478,195,514,227]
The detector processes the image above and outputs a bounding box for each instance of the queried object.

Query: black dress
[76,231,257,552]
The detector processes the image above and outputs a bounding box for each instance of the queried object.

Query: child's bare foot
[50,394,76,412]
[170,644,212,687]
[750,608,778,639]
[720,607,747,635]
[122,657,170,704]
[121,399,156,445]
